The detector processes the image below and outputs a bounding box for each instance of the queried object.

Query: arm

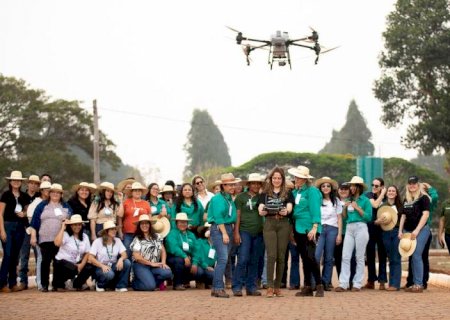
[0,202,6,242]
[234,209,241,245]
[336,214,343,245]
[438,216,445,248]
[411,211,429,240]
[77,250,89,272]
[398,214,406,239]
[307,188,322,241]
[90,219,97,241]
[369,189,386,209]
[54,221,67,247]
[115,249,127,271]
[116,202,124,218]
[160,245,169,268]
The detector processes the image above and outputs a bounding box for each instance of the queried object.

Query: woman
[287,166,322,297]
[88,182,124,242]
[166,213,202,291]
[160,185,177,221]
[439,199,450,254]
[365,177,388,290]
[314,176,342,292]
[53,214,94,291]
[374,185,403,291]
[88,221,130,291]
[258,167,293,298]
[68,182,95,238]
[130,214,172,291]
[0,171,29,293]
[196,222,216,289]
[30,183,72,292]
[146,183,168,217]
[398,175,431,293]
[175,183,204,232]
[121,182,151,258]
[192,175,214,211]
[207,173,240,298]
[335,176,372,292]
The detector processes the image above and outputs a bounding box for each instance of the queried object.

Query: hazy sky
[0,0,416,183]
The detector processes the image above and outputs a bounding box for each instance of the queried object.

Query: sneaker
[159,283,167,291]
[266,287,274,298]
[334,287,347,292]
[246,290,262,296]
[64,279,74,290]
[173,285,186,291]
[386,286,399,291]
[295,286,313,296]
[233,290,243,297]
[274,288,283,297]
[351,287,361,292]
[212,289,230,298]
[76,284,90,291]
[96,284,105,292]
[405,285,423,293]
[115,288,128,292]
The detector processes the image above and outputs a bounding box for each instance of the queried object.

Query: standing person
[53,215,94,291]
[258,167,293,298]
[0,171,29,293]
[374,185,403,291]
[365,177,388,290]
[288,166,323,297]
[88,182,124,242]
[335,176,372,292]
[192,175,214,214]
[146,183,168,217]
[88,221,131,292]
[232,173,265,297]
[438,198,450,254]
[175,183,204,232]
[207,173,240,298]
[68,182,95,239]
[314,177,342,291]
[30,183,72,292]
[398,175,431,293]
[160,185,177,221]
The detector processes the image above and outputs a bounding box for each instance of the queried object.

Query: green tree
[319,100,374,156]
[374,0,450,164]
[184,109,231,178]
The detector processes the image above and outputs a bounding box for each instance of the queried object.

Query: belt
[265,215,286,220]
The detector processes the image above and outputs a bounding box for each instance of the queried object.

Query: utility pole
[93,99,100,184]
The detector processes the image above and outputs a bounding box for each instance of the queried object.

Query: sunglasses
[195,181,204,185]
[321,184,332,188]
[371,184,380,188]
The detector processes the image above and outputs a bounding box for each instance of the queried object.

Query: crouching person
[196,222,216,289]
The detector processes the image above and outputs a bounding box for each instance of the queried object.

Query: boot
[295,286,313,297]
[315,284,324,297]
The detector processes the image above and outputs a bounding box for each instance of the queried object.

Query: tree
[374,0,450,164]
[183,109,231,178]
[319,100,374,156]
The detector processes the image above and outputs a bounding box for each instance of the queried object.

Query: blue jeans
[404,225,430,286]
[211,223,234,290]
[166,255,204,287]
[382,228,401,288]
[123,233,134,260]
[132,262,173,291]
[366,222,387,283]
[0,221,25,288]
[315,225,338,285]
[288,242,300,287]
[339,222,369,289]
[95,259,131,289]
[19,232,31,284]
[232,231,264,293]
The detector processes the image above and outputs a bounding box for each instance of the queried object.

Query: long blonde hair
[405,182,431,203]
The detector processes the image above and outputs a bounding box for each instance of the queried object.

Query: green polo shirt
[165,228,199,265]
[148,198,167,216]
[292,185,322,234]
[177,200,204,227]
[196,238,216,269]
[344,194,372,224]
[427,187,439,225]
[441,200,450,234]
[207,192,237,225]
[235,192,263,236]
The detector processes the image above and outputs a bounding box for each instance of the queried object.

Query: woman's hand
[222,233,230,245]
[411,229,419,240]
[398,231,403,240]
[116,258,124,271]
[30,235,37,247]
[184,256,191,267]
[101,264,111,273]
[439,234,446,248]
[161,263,170,269]
[307,227,317,241]
[336,234,342,245]
[76,263,83,273]
[233,231,241,245]
[207,267,214,272]
[0,229,6,242]
[117,230,123,240]
[190,264,198,275]
[279,207,288,216]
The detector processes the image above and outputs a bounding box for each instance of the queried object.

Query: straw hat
[175,212,191,221]
[315,176,338,190]
[27,175,41,183]
[98,182,115,192]
[49,183,64,193]
[151,216,171,238]
[131,182,148,193]
[5,171,26,181]
[71,182,96,193]
[398,233,417,257]
[117,178,136,192]
[219,173,241,185]
[242,173,265,185]
[98,221,118,236]
[88,183,98,191]
[160,185,176,195]
[65,214,88,224]
[288,166,314,179]
[39,181,52,189]
[211,180,222,188]
[347,176,367,190]
[133,214,153,225]
[377,206,398,231]
[204,222,212,228]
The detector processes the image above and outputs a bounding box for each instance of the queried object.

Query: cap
[338,182,350,189]
[408,176,419,184]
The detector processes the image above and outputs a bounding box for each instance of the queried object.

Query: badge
[151,206,157,214]
[208,248,216,259]
[347,205,354,212]
[15,203,23,213]
[76,254,81,263]
[54,208,63,216]
[182,242,190,252]
[133,208,140,217]
[295,193,301,205]
[247,199,253,210]
[104,208,112,216]
[228,205,232,217]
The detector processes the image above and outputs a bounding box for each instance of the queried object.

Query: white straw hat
[288,166,314,179]
[5,171,26,181]
[398,233,417,257]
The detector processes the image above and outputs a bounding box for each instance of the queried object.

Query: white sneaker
[115,288,128,292]
[96,284,105,292]
[64,279,74,290]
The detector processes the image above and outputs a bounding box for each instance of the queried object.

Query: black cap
[339,182,350,189]
[408,176,419,184]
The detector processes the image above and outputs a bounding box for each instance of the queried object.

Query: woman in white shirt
[53,214,93,291]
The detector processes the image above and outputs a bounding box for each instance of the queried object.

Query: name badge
[182,242,190,252]
[228,205,232,217]
[133,208,140,217]
[208,248,216,259]
[151,206,157,214]
[247,199,253,210]
[54,208,63,216]
[347,205,354,212]
[295,193,301,205]
[104,208,112,216]
[15,204,23,213]
[76,254,81,263]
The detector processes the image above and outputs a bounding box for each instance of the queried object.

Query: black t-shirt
[366,191,385,222]
[403,195,430,231]
[257,191,295,216]
[0,190,31,223]
[68,197,90,221]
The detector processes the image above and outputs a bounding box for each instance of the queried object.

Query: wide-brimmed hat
[39,181,52,189]
[130,182,148,193]
[175,212,191,221]
[377,206,398,231]
[211,180,222,188]
[399,233,417,257]
[219,173,241,185]
[49,183,64,193]
[133,214,153,225]
[98,182,115,192]
[288,166,314,179]
[65,214,88,225]
[98,221,118,236]
[151,216,171,238]
[71,182,96,193]
[117,178,136,192]
[88,183,98,191]
[242,173,265,185]
[315,176,338,190]
[5,171,26,181]
[27,175,41,183]
[347,176,367,190]
[160,185,176,195]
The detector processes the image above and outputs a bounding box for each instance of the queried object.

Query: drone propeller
[320,45,340,54]
[226,26,241,33]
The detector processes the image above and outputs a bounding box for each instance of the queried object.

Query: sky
[0,0,417,184]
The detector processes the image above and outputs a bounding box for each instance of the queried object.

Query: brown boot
[364,281,375,289]
[315,284,324,297]
[274,288,283,297]
[266,287,274,298]
[295,286,313,297]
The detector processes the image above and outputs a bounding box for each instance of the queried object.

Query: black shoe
[41,287,49,292]
[324,284,332,291]
[233,290,243,297]
[246,290,262,296]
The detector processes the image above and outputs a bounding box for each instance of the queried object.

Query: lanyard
[222,193,233,216]
[106,243,114,262]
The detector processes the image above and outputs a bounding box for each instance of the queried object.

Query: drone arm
[248,43,271,52]
[241,37,271,45]
[289,42,315,50]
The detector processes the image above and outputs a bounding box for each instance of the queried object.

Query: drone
[227,26,338,69]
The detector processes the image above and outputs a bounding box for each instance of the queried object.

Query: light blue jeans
[404,225,430,286]
[339,222,369,289]
[211,223,234,290]
[315,225,338,285]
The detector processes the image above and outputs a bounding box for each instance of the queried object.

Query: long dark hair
[134,221,157,240]
[145,183,159,201]
[351,184,364,198]
[96,189,119,213]
[176,183,198,213]
[66,224,84,240]
[386,185,403,212]
[318,182,337,207]
[69,190,92,207]
[262,166,289,200]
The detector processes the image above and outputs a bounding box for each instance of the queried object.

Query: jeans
[339,222,369,289]
[19,232,31,284]
[232,231,264,293]
[210,223,234,290]
[366,222,387,283]
[53,259,95,289]
[33,245,43,289]
[315,225,338,285]
[95,259,131,289]
[39,241,59,289]
[294,232,321,287]
[406,232,432,287]
[404,225,430,286]
[166,255,204,287]
[282,241,300,288]
[132,262,173,291]
[334,234,356,282]
[122,233,134,261]
[382,228,401,289]
[225,243,239,282]
[0,221,25,288]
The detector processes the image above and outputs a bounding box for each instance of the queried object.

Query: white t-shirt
[197,191,214,210]
[55,232,91,263]
[89,237,126,265]
[320,198,343,228]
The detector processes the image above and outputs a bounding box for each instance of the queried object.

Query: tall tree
[319,100,374,156]
[374,0,450,164]
[184,109,231,178]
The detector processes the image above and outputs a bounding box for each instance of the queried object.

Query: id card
[182,242,190,252]
[54,208,63,216]
[208,248,216,259]
[295,193,301,205]
[151,206,157,214]
[133,208,140,217]
[347,205,354,212]
[247,199,253,210]
[15,204,23,213]
[104,208,112,216]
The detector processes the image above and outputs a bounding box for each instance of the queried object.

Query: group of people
[0,166,448,298]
